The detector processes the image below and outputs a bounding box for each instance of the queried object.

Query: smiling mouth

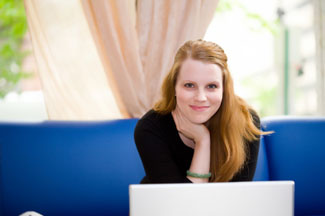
[190,105,210,112]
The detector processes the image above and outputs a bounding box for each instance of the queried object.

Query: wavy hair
[154,39,268,182]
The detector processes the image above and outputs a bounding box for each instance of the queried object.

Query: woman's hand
[172,106,211,183]
[172,106,210,145]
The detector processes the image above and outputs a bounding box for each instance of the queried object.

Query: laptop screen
[129,181,294,216]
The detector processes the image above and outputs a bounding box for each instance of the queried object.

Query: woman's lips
[190,105,210,112]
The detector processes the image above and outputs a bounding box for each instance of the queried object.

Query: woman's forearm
[187,137,211,183]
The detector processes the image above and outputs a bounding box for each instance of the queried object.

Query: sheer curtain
[136,0,218,114]
[25,0,219,119]
[24,0,123,120]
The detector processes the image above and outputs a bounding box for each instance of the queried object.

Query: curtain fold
[24,0,123,120]
[137,0,219,108]
[82,0,148,118]
[82,0,219,117]
[25,0,219,119]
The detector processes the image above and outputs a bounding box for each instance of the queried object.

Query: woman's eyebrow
[182,80,196,83]
[181,80,222,84]
[208,80,220,83]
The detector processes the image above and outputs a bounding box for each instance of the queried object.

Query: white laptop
[129,181,294,216]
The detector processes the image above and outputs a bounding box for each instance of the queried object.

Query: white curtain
[24,0,123,120]
[25,0,219,119]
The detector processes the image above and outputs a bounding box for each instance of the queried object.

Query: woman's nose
[195,90,207,101]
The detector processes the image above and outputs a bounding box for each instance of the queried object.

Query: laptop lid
[129,181,294,216]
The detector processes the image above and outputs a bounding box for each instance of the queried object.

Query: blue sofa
[254,117,325,216]
[0,119,145,216]
[0,117,325,215]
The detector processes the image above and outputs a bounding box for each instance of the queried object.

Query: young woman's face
[175,58,223,124]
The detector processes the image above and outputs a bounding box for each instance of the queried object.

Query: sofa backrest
[2,117,325,215]
[259,117,325,216]
[0,119,145,216]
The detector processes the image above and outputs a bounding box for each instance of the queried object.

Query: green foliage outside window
[217,0,279,35]
[0,0,29,98]
[217,0,280,117]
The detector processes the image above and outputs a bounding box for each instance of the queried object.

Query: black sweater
[134,109,260,183]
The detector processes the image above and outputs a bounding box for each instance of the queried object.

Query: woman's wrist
[194,136,210,147]
[187,170,211,178]
[194,126,210,144]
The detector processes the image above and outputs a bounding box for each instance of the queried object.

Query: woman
[134,39,267,183]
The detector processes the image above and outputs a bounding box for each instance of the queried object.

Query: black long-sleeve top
[134,109,260,183]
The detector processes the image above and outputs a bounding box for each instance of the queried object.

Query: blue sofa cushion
[261,117,325,216]
[0,119,144,216]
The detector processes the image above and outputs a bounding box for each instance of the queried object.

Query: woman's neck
[178,132,195,149]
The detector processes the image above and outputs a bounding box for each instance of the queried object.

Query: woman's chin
[188,116,210,124]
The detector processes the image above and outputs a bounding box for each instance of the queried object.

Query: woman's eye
[207,84,218,89]
[184,83,194,88]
